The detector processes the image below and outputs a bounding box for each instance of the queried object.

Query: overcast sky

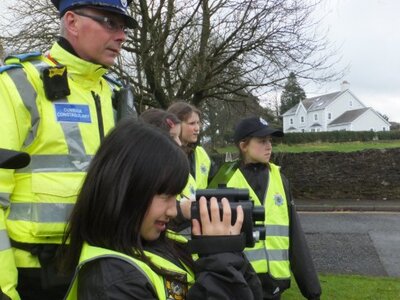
[306,0,400,123]
[1,0,399,122]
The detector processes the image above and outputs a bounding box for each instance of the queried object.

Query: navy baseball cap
[233,117,284,144]
[0,149,30,169]
[52,0,138,29]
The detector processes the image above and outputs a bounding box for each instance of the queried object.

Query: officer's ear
[62,10,80,37]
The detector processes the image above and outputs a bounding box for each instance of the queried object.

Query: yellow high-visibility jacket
[65,242,194,300]
[192,146,210,189]
[0,42,116,299]
[227,163,291,279]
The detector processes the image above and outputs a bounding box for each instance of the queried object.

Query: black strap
[188,233,246,255]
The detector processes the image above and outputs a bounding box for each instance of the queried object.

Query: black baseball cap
[233,117,284,144]
[0,149,30,169]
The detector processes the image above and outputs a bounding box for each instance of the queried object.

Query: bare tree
[1,0,343,114]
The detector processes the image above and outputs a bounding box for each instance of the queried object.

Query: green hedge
[282,130,400,144]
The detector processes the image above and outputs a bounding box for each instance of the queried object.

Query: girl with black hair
[62,120,262,299]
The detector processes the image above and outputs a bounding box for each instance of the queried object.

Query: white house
[281,82,391,133]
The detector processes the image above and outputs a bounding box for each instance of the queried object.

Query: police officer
[0,1,136,299]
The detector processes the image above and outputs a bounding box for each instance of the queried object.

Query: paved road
[299,211,400,278]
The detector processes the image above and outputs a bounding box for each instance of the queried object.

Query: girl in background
[167,102,212,190]
[225,117,321,300]
[140,108,182,146]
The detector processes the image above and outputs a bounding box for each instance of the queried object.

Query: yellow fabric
[179,174,196,201]
[0,211,20,300]
[65,242,194,300]
[0,43,116,297]
[227,163,291,279]
[193,146,211,189]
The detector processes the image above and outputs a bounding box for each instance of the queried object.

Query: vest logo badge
[200,163,208,174]
[54,103,91,123]
[165,278,188,300]
[274,194,284,206]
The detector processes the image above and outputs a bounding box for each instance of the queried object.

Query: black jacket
[239,163,321,300]
[77,236,262,299]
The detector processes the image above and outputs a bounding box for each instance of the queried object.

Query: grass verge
[282,273,400,300]
[216,140,400,154]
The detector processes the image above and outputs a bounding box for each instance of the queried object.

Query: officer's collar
[57,37,79,57]
[50,41,108,82]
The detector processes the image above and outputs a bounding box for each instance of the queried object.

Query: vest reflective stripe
[194,146,210,189]
[266,224,289,237]
[245,247,289,262]
[6,67,39,148]
[15,154,93,173]
[0,193,10,207]
[7,202,74,223]
[227,163,291,279]
[0,229,11,251]
[65,243,194,300]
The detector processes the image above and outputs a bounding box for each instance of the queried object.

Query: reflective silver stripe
[16,154,93,173]
[7,67,40,147]
[0,193,11,207]
[268,249,289,261]
[265,225,289,237]
[8,202,74,223]
[0,229,11,251]
[245,248,289,262]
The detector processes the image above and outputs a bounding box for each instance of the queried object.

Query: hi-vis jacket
[65,242,195,300]
[226,163,322,300]
[178,146,210,201]
[0,42,115,299]
[64,233,262,299]
[227,163,291,279]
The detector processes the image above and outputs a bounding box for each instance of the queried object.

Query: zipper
[91,91,105,141]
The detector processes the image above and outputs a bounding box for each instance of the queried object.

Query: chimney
[341,80,350,91]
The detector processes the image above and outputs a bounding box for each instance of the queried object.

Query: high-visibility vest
[0,43,115,269]
[65,242,195,300]
[179,174,196,201]
[227,163,291,279]
[193,146,210,189]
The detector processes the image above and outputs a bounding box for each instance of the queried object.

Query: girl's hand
[192,196,243,236]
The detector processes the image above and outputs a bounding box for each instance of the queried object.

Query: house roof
[329,108,369,125]
[281,91,344,116]
[310,123,322,127]
[282,103,300,116]
[303,91,344,112]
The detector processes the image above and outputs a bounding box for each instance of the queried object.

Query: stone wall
[271,148,400,201]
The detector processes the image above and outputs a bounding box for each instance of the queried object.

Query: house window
[302,129,305,132]
[349,100,353,107]
[290,118,293,125]
[314,114,318,121]
[328,113,332,120]
[311,128,315,132]
[301,116,304,123]
[383,127,386,131]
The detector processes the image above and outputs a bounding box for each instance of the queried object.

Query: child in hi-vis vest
[226,117,321,300]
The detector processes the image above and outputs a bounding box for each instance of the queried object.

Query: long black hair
[61,119,189,272]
